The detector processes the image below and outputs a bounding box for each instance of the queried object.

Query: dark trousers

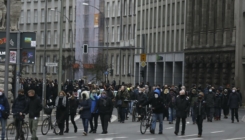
[58,120,65,133]
[223,107,229,116]
[100,114,110,133]
[70,113,77,129]
[214,108,221,118]
[231,108,239,121]
[90,113,99,131]
[14,118,24,140]
[206,107,214,120]
[196,115,203,135]
[175,117,186,134]
[119,107,126,122]
[65,114,69,131]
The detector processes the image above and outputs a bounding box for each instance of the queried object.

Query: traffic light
[83,44,88,54]
[110,69,113,76]
[140,70,144,77]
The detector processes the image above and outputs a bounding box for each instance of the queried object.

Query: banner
[10,51,16,63]
[94,13,99,27]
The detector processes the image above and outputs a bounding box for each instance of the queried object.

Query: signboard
[21,32,37,48]
[21,49,35,64]
[94,13,99,27]
[140,53,146,62]
[46,62,58,67]
[0,32,17,48]
[10,51,17,63]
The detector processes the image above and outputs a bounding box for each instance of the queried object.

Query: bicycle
[41,106,60,135]
[140,108,153,134]
[6,113,29,140]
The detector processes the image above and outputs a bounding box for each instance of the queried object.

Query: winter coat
[96,96,113,115]
[175,95,190,118]
[12,95,28,114]
[143,96,164,114]
[90,95,100,113]
[0,94,10,113]
[105,89,115,99]
[27,95,42,119]
[130,89,138,100]
[228,92,241,109]
[222,93,229,108]
[205,92,215,108]
[166,91,176,108]
[193,99,206,119]
[78,92,91,119]
[69,98,79,115]
[56,96,68,122]
[214,93,222,108]
[136,93,147,106]
[117,90,130,108]
[190,92,198,107]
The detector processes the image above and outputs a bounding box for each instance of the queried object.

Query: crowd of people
[0,79,243,140]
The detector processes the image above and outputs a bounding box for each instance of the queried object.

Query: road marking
[165,127,173,129]
[178,134,197,138]
[99,133,118,135]
[138,139,155,140]
[181,138,203,140]
[223,137,245,140]
[48,136,77,139]
[211,130,224,133]
[95,137,127,140]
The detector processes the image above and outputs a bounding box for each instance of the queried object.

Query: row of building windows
[110,55,134,75]
[38,30,72,46]
[106,0,136,18]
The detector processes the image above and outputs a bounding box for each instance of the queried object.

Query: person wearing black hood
[193,92,206,137]
[214,89,222,121]
[174,90,190,136]
[228,87,242,123]
[12,89,29,140]
[26,90,42,140]
[204,88,215,122]
[0,88,10,140]
[222,89,229,119]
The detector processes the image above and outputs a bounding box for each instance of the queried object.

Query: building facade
[105,0,137,85]
[19,0,76,81]
[135,0,186,86]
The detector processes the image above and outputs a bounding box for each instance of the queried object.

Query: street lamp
[82,2,109,83]
[50,8,74,81]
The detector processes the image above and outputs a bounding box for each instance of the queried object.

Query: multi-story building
[19,0,76,81]
[135,0,186,86]
[103,0,137,85]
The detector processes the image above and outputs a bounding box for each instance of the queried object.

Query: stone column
[193,0,200,47]
[213,63,219,86]
[215,0,223,47]
[186,0,193,49]
[231,0,236,46]
[200,0,208,47]
[223,0,232,46]
[198,63,204,85]
[222,63,228,86]
[206,63,212,85]
[207,0,216,47]
[191,63,197,85]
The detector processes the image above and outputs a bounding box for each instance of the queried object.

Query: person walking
[12,89,29,140]
[78,91,91,136]
[222,89,229,119]
[89,90,100,133]
[55,91,68,135]
[174,90,190,136]
[193,92,206,137]
[166,88,176,124]
[190,88,198,124]
[96,91,113,134]
[0,88,10,140]
[205,88,215,122]
[228,87,242,123]
[214,89,222,121]
[68,91,79,133]
[116,86,130,123]
[26,90,43,140]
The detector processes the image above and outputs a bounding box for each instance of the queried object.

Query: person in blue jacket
[89,90,100,133]
[0,88,10,140]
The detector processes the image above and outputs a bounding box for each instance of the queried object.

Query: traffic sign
[140,53,146,62]
[46,62,58,67]
[141,61,146,67]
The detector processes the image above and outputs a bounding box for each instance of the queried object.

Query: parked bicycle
[6,113,29,140]
[41,106,60,135]
[140,108,153,134]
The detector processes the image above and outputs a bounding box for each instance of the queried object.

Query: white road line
[138,138,155,140]
[48,136,77,139]
[223,137,245,140]
[181,138,203,140]
[178,134,197,138]
[99,133,118,135]
[211,131,224,133]
[165,127,173,129]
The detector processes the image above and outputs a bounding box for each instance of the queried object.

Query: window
[27,10,31,23]
[47,31,51,44]
[41,31,44,44]
[162,5,165,26]
[40,56,43,73]
[134,0,136,14]
[69,30,72,43]
[34,9,38,23]
[41,9,45,22]
[142,10,145,30]
[128,25,131,39]
[53,56,57,73]
[123,55,126,74]
[106,27,109,43]
[162,31,165,52]
[133,24,136,39]
[172,3,175,25]
[146,9,148,29]
[167,4,170,25]
[137,11,140,30]
[112,27,114,42]
[63,7,66,21]
[150,8,153,28]
[171,30,174,52]
[55,8,58,21]
[167,31,169,52]
[117,26,120,41]
[48,8,51,22]
[54,31,57,44]
[154,7,157,28]
[158,32,161,52]
[123,25,126,40]
[129,0,132,15]
[181,1,185,24]
[124,0,127,16]
[176,30,179,51]
[128,55,131,74]
[181,29,184,49]
[149,33,152,53]
[118,0,121,16]
[47,56,50,73]
[107,2,110,17]
[111,56,114,69]
[112,2,115,17]
[20,11,24,23]
[63,30,66,46]
[69,7,73,21]
[116,55,119,74]
[177,2,180,25]
[32,64,36,73]
[158,6,161,27]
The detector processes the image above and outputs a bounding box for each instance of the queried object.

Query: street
[8,109,245,140]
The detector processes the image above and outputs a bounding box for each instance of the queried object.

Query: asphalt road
[6,109,245,140]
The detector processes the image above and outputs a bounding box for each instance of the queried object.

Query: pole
[119,0,123,85]
[15,31,20,98]
[4,0,10,97]
[105,9,108,84]
[58,0,64,92]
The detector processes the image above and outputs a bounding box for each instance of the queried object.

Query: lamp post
[51,9,74,80]
[82,2,109,83]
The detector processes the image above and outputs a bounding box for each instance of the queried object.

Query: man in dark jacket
[222,89,229,119]
[142,90,164,134]
[0,88,10,140]
[174,90,190,136]
[214,89,222,120]
[116,86,130,123]
[228,87,242,123]
[96,91,113,134]
[166,89,176,124]
[12,89,29,140]
[190,88,198,124]
[204,88,215,122]
[136,88,147,121]
[27,90,42,140]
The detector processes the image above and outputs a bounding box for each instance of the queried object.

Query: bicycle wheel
[22,122,29,140]
[53,121,60,135]
[140,118,148,134]
[6,122,15,140]
[132,108,136,122]
[41,118,50,135]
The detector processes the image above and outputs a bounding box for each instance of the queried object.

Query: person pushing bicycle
[12,89,29,140]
